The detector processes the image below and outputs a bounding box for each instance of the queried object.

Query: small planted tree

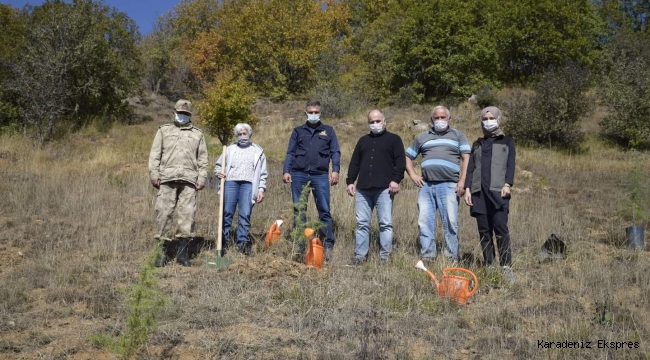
[89,245,166,359]
[197,71,257,145]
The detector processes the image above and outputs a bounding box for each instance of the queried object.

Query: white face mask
[174,113,191,126]
[433,120,448,132]
[237,134,250,145]
[306,113,321,124]
[369,123,384,134]
[482,119,499,132]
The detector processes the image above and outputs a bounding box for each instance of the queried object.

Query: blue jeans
[222,181,253,247]
[354,188,394,260]
[417,181,459,260]
[290,171,335,248]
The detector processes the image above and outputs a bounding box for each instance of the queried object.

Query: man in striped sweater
[405,106,470,263]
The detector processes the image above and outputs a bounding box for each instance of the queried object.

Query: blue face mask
[174,113,191,126]
[237,135,250,145]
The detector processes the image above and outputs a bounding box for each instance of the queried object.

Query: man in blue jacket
[283,100,341,261]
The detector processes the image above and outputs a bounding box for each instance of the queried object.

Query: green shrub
[503,62,593,150]
[474,86,500,109]
[310,83,355,120]
[598,31,650,149]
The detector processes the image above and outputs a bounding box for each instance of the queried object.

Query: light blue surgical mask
[306,113,321,124]
[174,113,191,126]
[482,119,499,132]
[237,135,250,146]
[433,120,448,132]
[369,123,384,134]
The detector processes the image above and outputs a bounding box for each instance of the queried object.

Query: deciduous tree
[197,72,257,146]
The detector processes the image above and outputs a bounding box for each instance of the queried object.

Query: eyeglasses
[307,111,320,114]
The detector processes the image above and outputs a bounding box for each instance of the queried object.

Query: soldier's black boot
[154,240,169,267]
[176,239,191,267]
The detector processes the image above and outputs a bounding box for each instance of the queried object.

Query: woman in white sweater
[215,123,268,255]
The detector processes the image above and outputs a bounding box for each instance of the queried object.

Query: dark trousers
[475,201,511,267]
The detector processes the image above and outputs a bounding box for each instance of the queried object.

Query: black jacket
[346,130,406,189]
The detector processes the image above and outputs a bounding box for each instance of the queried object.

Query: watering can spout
[414,260,426,271]
[414,260,439,286]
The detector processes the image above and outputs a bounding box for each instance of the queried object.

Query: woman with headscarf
[215,123,268,255]
[463,107,516,282]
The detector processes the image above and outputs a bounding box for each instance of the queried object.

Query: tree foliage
[0,5,25,132]
[598,31,650,149]
[504,62,593,150]
[142,0,613,106]
[185,0,349,100]
[390,0,501,101]
[493,0,605,82]
[197,72,258,146]
[140,15,194,99]
[1,0,142,141]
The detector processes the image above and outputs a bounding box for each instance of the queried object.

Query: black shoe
[324,247,334,261]
[176,239,191,267]
[346,257,366,266]
[379,257,389,265]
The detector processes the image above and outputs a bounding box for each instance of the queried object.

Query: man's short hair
[431,106,450,120]
[305,100,321,108]
[367,109,385,121]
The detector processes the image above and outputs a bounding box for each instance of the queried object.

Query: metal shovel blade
[206,251,232,269]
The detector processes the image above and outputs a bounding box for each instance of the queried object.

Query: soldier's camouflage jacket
[148,123,209,186]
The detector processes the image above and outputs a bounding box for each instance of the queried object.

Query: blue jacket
[283,122,341,174]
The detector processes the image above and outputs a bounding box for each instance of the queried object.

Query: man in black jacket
[346,109,406,265]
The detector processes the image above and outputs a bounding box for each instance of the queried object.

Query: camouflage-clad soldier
[148,99,208,267]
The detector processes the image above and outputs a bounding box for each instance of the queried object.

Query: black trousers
[475,201,511,267]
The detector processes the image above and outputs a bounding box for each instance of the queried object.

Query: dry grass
[0,95,649,359]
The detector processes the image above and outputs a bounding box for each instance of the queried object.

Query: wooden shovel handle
[217,145,226,251]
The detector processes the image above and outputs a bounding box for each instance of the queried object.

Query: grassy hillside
[0,95,649,359]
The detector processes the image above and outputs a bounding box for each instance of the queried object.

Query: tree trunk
[46,114,56,140]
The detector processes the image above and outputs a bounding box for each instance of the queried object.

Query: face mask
[306,113,321,124]
[237,135,250,145]
[433,120,448,132]
[174,113,190,126]
[482,119,499,132]
[369,123,384,134]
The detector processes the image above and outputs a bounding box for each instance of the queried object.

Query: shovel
[207,145,232,269]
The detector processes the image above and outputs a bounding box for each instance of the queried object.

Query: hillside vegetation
[1,0,650,358]
[0,96,649,359]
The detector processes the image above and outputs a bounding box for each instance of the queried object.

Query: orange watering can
[304,228,324,269]
[414,260,478,304]
[265,219,283,247]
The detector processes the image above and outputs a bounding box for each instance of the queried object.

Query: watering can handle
[444,268,479,297]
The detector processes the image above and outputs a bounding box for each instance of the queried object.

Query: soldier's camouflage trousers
[155,182,197,241]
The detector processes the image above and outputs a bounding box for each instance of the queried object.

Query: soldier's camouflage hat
[174,99,193,115]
